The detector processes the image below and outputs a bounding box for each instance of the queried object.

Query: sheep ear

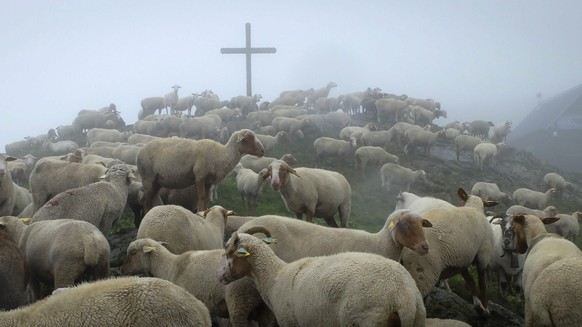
[236,246,251,257]
[261,167,271,181]
[4,156,17,162]
[483,200,499,207]
[127,172,137,181]
[513,215,526,225]
[421,219,433,228]
[237,132,248,143]
[143,246,156,253]
[541,217,560,225]
[457,188,469,201]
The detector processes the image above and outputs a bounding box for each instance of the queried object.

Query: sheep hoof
[474,304,491,317]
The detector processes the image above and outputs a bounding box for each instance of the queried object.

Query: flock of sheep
[0,82,580,326]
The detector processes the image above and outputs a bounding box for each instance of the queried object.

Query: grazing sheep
[473,142,506,169]
[399,189,496,316]
[121,238,272,326]
[30,164,136,236]
[234,163,268,215]
[489,120,512,143]
[548,212,581,241]
[338,122,377,141]
[463,120,494,139]
[512,187,557,210]
[359,130,392,149]
[312,136,357,167]
[0,216,110,301]
[454,134,482,161]
[385,122,430,147]
[380,163,426,193]
[262,160,351,227]
[354,146,399,176]
[0,154,17,216]
[255,131,288,154]
[543,172,575,192]
[137,129,264,214]
[219,228,427,327]
[136,205,232,254]
[0,224,26,310]
[403,128,447,157]
[471,182,512,206]
[509,214,582,326]
[0,276,211,327]
[237,209,432,262]
[162,84,181,114]
[239,153,297,174]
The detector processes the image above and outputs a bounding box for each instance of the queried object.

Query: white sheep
[179,114,223,140]
[509,214,582,326]
[233,163,268,215]
[136,205,232,254]
[42,139,80,156]
[218,228,427,327]
[171,92,200,117]
[312,136,357,167]
[205,107,242,122]
[506,204,557,218]
[163,84,181,114]
[6,154,36,186]
[375,98,410,123]
[403,128,447,157]
[399,188,497,316]
[111,143,142,165]
[470,181,512,206]
[512,187,557,209]
[137,129,264,213]
[231,94,262,117]
[30,164,136,236]
[543,172,575,192]
[86,127,130,146]
[359,130,392,149]
[489,120,512,143]
[548,212,581,241]
[306,82,338,107]
[262,160,351,227]
[11,183,31,217]
[271,116,309,139]
[236,209,432,262]
[354,146,399,176]
[121,238,272,326]
[0,276,212,326]
[255,131,288,154]
[0,216,110,301]
[454,134,482,161]
[394,191,455,214]
[239,153,297,174]
[473,142,505,169]
[0,154,18,216]
[380,163,426,193]
[385,122,430,147]
[338,122,377,140]
[127,133,159,145]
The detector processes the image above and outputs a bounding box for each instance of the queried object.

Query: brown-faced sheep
[137,129,264,214]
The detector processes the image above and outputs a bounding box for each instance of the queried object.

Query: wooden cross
[221,23,276,96]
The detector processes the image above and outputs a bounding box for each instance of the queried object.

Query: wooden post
[221,23,276,96]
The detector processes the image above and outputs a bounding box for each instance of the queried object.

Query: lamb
[312,136,357,167]
[403,128,447,157]
[162,84,181,114]
[218,228,427,327]
[380,163,426,193]
[474,142,507,169]
[0,216,110,300]
[255,131,288,154]
[30,164,136,236]
[262,160,351,227]
[543,172,575,192]
[489,120,512,142]
[234,163,268,215]
[512,187,557,209]
[0,153,17,216]
[454,134,482,161]
[399,189,496,316]
[121,238,272,326]
[338,122,377,140]
[239,153,297,174]
[136,205,232,254]
[237,209,431,263]
[471,181,512,206]
[0,224,26,310]
[137,129,264,214]
[354,146,399,176]
[508,214,582,326]
[0,276,212,327]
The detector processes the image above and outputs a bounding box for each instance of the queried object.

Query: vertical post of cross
[221,23,276,96]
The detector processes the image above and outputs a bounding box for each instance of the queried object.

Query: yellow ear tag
[144,246,156,252]
[20,218,30,224]
[388,220,397,231]
[236,247,250,257]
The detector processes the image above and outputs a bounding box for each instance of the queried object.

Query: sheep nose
[420,241,429,254]
[503,239,510,246]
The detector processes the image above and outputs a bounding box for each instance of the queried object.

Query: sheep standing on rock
[512,187,557,210]
[262,160,351,227]
[162,85,181,114]
[0,216,110,301]
[0,154,17,216]
[30,164,136,236]
[0,277,212,327]
[218,228,427,327]
[403,128,447,157]
[543,172,575,192]
[489,120,512,142]
[137,129,264,214]
[454,134,482,161]
[473,142,506,169]
[380,163,426,193]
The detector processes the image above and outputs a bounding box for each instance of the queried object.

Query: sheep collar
[526,233,560,257]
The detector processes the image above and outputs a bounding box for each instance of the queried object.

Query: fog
[2,0,581,150]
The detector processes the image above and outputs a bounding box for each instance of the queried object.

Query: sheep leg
[143,178,161,215]
[323,216,338,228]
[460,267,490,316]
[240,194,246,213]
[305,212,314,223]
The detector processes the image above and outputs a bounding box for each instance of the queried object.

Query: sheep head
[510,214,560,254]
[235,129,265,157]
[388,210,432,256]
[198,205,234,222]
[268,161,300,191]
[457,188,498,208]
[218,227,273,285]
[121,238,166,276]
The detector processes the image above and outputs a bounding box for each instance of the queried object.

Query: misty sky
[2,1,581,151]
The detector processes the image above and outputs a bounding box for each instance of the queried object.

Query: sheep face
[510,214,560,254]
[266,161,299,191]
[121,239,158,275]
[391,211,432,255]
[236,130,265,157]
[218,232,253,285]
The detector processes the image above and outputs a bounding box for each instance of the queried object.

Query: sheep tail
[82,233,100,267]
